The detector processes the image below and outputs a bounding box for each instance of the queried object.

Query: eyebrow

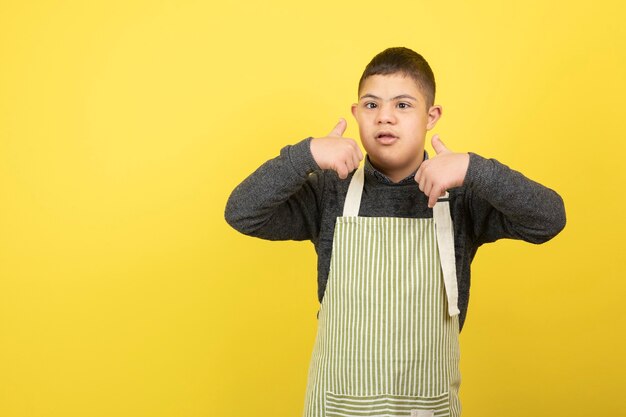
[359,93,418,101]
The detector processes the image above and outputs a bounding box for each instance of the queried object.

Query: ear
[351,103,358,119]
[426,105,442,130]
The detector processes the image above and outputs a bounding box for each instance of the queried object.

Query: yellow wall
[1,1,624,416]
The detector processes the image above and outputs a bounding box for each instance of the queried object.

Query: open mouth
[376,131,399,144]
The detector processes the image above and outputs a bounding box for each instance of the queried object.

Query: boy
[225,47,565,417]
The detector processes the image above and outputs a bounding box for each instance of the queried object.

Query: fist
[310,118,364,179]
[415,134,470,208]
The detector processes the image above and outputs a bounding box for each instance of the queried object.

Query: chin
[369,155,399,171]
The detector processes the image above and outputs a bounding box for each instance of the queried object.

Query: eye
[364,102,377,109]
[397,102,411,109]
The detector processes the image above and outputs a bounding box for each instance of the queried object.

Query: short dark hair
[358,47,436,109]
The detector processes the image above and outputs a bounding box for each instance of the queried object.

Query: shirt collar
[363,151,429,185]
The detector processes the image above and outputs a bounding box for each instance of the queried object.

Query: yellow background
[1,0,624,416]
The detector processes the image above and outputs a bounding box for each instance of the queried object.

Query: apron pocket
[325,391,450,417]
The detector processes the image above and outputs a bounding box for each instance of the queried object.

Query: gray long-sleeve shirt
[224,137,566,331]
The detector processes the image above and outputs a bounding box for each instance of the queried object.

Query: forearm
[224,137,322,241]
[464,153,566,244]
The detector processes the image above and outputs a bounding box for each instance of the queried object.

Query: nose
[376,103,396,124]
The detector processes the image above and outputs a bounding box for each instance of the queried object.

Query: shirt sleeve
[462,152,566,246]
[224,137,325,243]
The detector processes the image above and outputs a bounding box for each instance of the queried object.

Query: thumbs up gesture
[310,118,364,179]
[415,134,470,208]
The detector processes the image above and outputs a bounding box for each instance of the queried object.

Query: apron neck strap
[343,167,365,217]
[433,191,461,316]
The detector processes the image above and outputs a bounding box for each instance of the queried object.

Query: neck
[368,153,425,183]
[384,167,417,183]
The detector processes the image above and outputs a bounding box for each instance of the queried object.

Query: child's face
[351,73,441,181]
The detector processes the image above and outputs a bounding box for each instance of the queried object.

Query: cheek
[408,120,426,135]
[356,120,370,136]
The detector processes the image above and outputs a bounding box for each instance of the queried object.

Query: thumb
[432,134,449,155]
[329,118,347,137]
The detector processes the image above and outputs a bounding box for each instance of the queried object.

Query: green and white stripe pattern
[303,215,461,417]
[325,392,449,417]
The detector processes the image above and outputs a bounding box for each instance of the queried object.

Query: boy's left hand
[415,134,470,208]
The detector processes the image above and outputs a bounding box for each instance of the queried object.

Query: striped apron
[303,167,462,417]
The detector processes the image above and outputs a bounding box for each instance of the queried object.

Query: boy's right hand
[310,118,364,179]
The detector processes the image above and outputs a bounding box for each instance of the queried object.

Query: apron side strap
[433,192,461,317]
[342,167,364,217]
